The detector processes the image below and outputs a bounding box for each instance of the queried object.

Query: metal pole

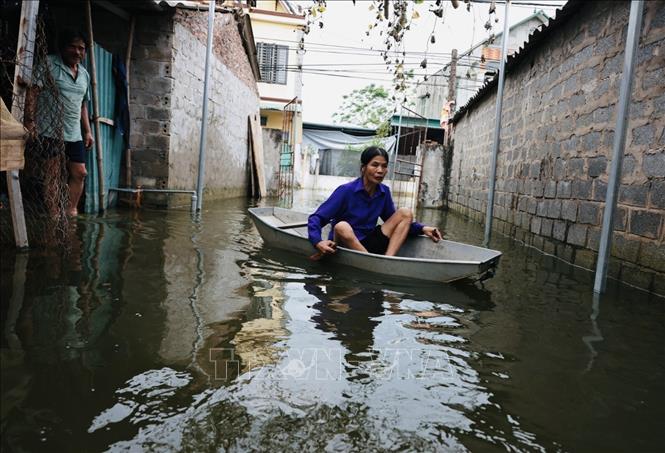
[195,0,215,211]
[483,0,510,247]
[391,104,404,190]
[7,0,39,249]
[594,0,644,294]
[86,0,106,212]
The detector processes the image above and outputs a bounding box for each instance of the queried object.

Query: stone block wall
[449,1,665,294]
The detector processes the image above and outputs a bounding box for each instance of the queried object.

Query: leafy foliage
[332,84,393,129]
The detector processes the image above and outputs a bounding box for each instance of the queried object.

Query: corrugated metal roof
[452,0,584,124]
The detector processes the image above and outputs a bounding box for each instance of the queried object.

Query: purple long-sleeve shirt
[307,178,424,248]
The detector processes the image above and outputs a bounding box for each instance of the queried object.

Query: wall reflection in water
[1,197,663,453]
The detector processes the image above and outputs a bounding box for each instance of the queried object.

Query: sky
[289,0,567,125]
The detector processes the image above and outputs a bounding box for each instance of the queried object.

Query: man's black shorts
[29,136,86,163]
[360,225,390,255]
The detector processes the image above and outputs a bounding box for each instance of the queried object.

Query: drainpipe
[594,1,644,294]
[195,0,215,211]
[483,0,510,248]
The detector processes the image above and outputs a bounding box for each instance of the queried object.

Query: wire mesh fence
[1,10,73,249]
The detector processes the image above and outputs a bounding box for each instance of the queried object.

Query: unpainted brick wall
[129,13,175,192]
[449,1,665,294]
[168,10,259,198]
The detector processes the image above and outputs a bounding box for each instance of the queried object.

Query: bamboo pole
[85,0,106,212]
[7,0,39,248]
[124,15,135,187]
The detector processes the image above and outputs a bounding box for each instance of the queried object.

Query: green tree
[332,84,393,130]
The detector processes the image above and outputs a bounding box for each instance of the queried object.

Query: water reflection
[304,284,383,377]
[1,196,663,452]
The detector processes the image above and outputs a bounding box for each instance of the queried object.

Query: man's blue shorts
[63,140,86,163]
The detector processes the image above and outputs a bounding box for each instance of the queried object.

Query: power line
[254,36,487,60]
[470,0,567,7]
[294,69,488,92]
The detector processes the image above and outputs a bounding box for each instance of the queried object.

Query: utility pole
[447,49,457,106]
[446,48,457,146]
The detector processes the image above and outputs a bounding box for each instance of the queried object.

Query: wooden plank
[0,141,26,171]
[247,117,256,197]
[248,113,267,197]
[6,0,38,249]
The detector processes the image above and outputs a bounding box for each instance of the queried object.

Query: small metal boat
[248,207,502,284]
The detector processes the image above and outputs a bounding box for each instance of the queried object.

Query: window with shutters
[257,42,288,85]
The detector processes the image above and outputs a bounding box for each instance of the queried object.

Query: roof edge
[452,0,583,124]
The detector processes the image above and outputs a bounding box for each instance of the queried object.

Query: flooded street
[1,194,664,452]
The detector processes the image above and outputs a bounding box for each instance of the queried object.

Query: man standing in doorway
[26,29,94,216]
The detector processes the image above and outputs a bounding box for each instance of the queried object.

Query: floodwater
[1,194,664,452]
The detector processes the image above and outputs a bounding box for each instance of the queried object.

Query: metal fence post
[195,0,216,211]
[594,1,644,294]
[483,0,510,248]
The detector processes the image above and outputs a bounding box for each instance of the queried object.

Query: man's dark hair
[57,29,88,53]
[361,146,389,166]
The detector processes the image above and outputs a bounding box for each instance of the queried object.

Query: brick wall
[168,10,259,199]
[449,1,665,294]
[128,9,259,202]
[129,13,175,192]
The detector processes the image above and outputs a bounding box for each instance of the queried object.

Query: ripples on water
[1,196,663,452]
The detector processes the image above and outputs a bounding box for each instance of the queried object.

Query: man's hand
[422,226,443,242]
[83,131,94,149]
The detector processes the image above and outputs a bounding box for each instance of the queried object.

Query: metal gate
[278,97,298,206]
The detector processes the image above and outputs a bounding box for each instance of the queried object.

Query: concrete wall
[249,9,304,102]
[262,128,281,195]
[449,1,665,294]
[419,144,446,209]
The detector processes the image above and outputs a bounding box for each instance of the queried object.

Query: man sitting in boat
[307,146,442,258]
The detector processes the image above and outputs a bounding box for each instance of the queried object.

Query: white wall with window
[256,42,288,85]
[249,12,303,103]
